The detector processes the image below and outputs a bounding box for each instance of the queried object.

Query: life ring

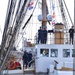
[9,60,16,70]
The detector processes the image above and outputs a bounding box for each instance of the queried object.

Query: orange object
[9,60,16,70]
[52,12,55,18]
[15,62,21,67]
[15,62,21,69]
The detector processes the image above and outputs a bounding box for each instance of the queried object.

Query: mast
[42,0,47,28]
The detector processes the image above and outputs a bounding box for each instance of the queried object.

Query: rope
[22,0,38,29]
[31,16,33,40]
[63,0,73,26]
[0,26,2,35]
[55,0,62,22]
[16,0,38,48]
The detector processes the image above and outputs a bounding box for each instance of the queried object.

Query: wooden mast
[42,0,47,28]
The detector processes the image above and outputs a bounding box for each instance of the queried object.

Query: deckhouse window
[35,49,37,56]
[50,49,58,57]
[72,49,75,57]
[40,49,49,57]
[63,49,70,57]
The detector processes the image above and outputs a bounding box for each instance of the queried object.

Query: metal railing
[34,31,71,45]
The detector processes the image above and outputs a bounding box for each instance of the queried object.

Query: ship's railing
[34,31,73,45]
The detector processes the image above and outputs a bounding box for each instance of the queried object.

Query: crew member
[69,26,74,44]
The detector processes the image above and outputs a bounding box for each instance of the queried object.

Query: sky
[65,0,74,23]
[0,0,74,45]
[0,0,9,44]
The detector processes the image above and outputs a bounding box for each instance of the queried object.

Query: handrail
[35,31,72,44]
[27,58,35,68]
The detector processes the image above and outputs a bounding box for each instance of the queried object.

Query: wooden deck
[3,68,54,75]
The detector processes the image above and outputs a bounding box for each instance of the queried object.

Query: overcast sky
[0,0,74,45]
[0,0,8,44]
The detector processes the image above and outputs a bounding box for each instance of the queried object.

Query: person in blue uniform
[69,26,74,44]
[43,28,47,44]
[41,27,47,44]
[22,51,28,69]
[38,27,42,44]
[28,51,32,67]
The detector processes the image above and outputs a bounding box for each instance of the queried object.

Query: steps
[23,67,35,74]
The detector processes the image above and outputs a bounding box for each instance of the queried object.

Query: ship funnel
[55,23,64,44]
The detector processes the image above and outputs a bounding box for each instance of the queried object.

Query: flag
[52,4,55,10]
[52,12,55,18]
[52,22,55,25]
[52,20,55,25]
[28,2,34,10]
[29,6,33,10]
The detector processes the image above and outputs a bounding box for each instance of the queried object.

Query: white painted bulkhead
[35,44,73,72]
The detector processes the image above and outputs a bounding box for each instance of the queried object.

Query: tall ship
[0,0,74,75]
